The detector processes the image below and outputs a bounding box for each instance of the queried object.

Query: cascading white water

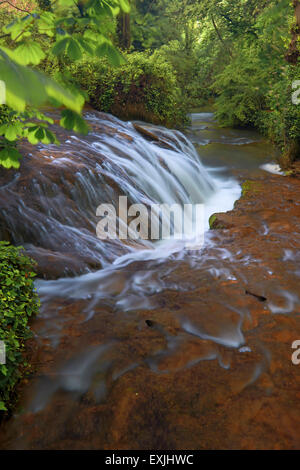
[0,109,242,312]
[32,112,241,308]
[0,111,240,275]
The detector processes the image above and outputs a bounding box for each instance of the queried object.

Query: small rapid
[3,110,298,451]
[27,112,241,308]
[0,111,240,276]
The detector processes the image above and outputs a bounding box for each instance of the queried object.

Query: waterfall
[0,110,240,307]
[0,111,228,272]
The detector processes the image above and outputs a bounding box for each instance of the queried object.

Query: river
[0,110,299,450]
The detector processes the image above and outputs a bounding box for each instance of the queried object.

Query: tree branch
[211,14,233,58]
[0,1,30,13]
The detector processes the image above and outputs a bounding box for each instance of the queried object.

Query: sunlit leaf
[14,41,46,66]
[0,401,7,411]
[60,109,89,134]
[95,41,125,66]
[57,0,75,6]
[119,0,130,14]
[0,148,22,169]
[0,48,84,113]
[37,11,55,37]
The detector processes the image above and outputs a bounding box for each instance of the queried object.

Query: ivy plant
[0,241,40,413]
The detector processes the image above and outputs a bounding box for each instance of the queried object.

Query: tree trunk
[117,11,131,51]
[285,0,300,64]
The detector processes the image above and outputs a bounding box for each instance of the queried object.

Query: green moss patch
[241,180,263,198]
[209,214,217,229]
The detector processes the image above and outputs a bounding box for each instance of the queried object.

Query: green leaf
[66,38,82,61]
[4,20,24,41]
[4,122,23,141]
[14,41,46,66]
[51,37,70,57]
[57,0,74,6]
[0,148,21,169]
[60,110,89,134]
[95,41,125,66]
[37,11,55,37]
[119,0,130,14]
[77,38,94,56]
[0,122,23,142]
[35,127,45,141]
[26,126,44,144]
[0,401,7,411]
[33,128,58,145]
[46,129,58,144]
[93,1,114,18]
[0,48,84,113]
[52,37,83,61]
[5,126,18,141]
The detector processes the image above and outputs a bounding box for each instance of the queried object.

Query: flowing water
[34,113,243,307]
[1,111,299,449]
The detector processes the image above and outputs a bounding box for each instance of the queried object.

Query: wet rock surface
[0,111,188,279]
[0,166,300,450]
[0,112,299,450]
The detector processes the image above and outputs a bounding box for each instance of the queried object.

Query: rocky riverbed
[0,112,299,449]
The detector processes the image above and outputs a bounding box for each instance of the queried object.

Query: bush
[256,63,300,165]
[68,52,188,127]
[152,41,200,108]
[213,45,300,165]
[212,45,269,128]
[0,242,40,414]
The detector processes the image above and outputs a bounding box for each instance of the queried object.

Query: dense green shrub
[152,41,208,109]
[205,0,300,166]
[212,42,300,165]
[0,242,39,413]
[213,46,269,128]
[68,52,188,127]
[256,63,300,165]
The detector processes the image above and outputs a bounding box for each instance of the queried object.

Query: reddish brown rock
[1,158,300,450]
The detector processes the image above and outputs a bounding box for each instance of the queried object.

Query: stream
[0,111,299,450]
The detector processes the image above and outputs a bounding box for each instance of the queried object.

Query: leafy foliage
[0,242,40,413]
[193,0,300,164]
[0,0,131,169]
[68,52,187,126]
[1,0,299,167]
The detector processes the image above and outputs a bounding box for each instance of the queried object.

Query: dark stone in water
[245,290,267,302]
